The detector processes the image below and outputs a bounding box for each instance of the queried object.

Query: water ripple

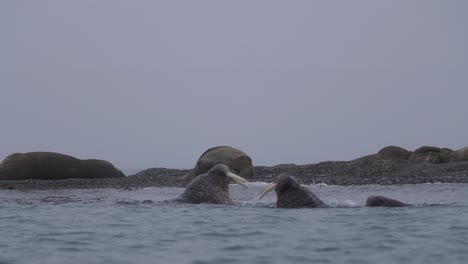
[1,185,468,264]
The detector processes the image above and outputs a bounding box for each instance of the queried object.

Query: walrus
[259,173,327,208]
[409,145,442,163]
[171,164,249,205]
[410,146,456,163]
[352,146,410,162]
[451,147,468,162]
[259,173,410,208]
[377,146,411,160]
[0,152,126,180]
[414,146,442,154]
[179,146,254,183]
[408,152,442,164]
[440,148,455,163]
[365,195,410,207]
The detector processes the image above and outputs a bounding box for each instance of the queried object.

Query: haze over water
[2,1,468,169]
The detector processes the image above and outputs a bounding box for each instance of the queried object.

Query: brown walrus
[0,152,125,180]
[179,146,254,182]
[439,148,455,163]
[259,173,410,208]
[450,147,468,162]
[409,146,457,164]
[408,152,442,164]
[377,146,411,160]
[414,146,442,154]
[352,146,411,162]
[365,195,410,207]
[171,164,249,205]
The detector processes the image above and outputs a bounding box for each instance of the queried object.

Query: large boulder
[0,152,126,180]
[179,146,254,182]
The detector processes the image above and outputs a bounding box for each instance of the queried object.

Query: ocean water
[1,183,468,264]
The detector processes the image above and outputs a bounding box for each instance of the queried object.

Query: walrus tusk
[258,182,277,200]
[227,172,249,188]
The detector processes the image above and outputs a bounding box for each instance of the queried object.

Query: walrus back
[0,152,125,180]
[180,146,254,182]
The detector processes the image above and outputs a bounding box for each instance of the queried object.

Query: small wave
[222,244,248,251]
[244,181,271,187]
[328,199,359,208]
[304,182,329,187]
[114,199,138,205]
[237,200,276,208]
[40,196,82,204]
[248,181,334,187]
[115,199,154,205]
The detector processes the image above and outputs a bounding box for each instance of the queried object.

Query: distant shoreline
[1,160,468,190]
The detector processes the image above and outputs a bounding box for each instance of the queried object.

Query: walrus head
[366,195,410,207]
[202,164,249,189]
[259,173,327,208]
[175,164,249,204]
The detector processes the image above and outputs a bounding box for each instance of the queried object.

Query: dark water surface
[1,183,468,264]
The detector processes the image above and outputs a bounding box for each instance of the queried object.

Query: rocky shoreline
[1,160,468,190]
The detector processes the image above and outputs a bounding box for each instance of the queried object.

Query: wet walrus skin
[172,164,249,205]
[365,195,410,207]
[259,173,327,208]
[179,146,254,183]
[0,152,126,180]
[259,173,410,208]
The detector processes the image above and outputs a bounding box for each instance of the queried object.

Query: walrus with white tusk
[259,173,410,208]
[171,164,249,205]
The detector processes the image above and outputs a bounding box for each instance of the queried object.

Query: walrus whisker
[259,182,276,200]
[227,172,249,188]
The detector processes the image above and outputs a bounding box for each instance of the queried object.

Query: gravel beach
[1,160,468,190]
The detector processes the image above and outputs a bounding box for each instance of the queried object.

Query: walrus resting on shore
[179,146,254,183]
[377,146,412,160]
[171,164,249,205]
[451,147,468,162]
[351,145,457,164]
[259,173,410,208]
[0,152,126,180]
[351,146,411,163]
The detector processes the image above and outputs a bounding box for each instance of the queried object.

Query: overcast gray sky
[1,1,467,170]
